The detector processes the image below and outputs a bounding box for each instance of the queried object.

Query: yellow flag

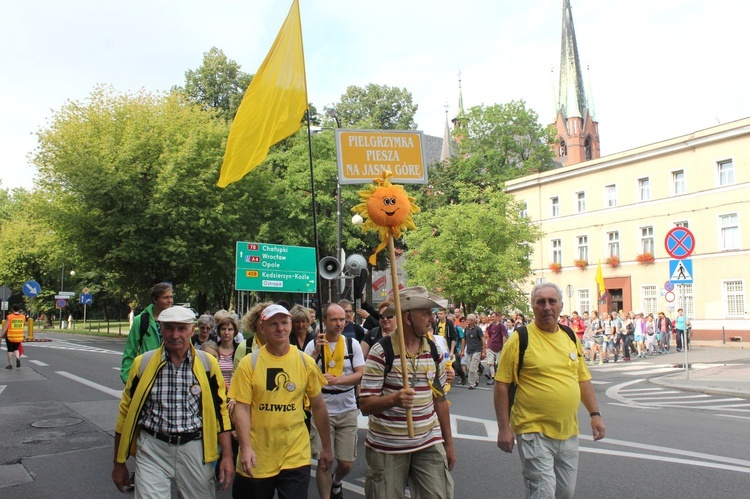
[217,0,307,188]
[595,260,606,299]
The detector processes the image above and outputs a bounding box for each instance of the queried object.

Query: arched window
[559,140,567,157]
[584,138,592,161]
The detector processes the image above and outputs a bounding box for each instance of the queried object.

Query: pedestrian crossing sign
[669,259,693,284]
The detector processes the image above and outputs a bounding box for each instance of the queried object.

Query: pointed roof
[558,0,588,119]
[441,105,452,161]
[457,71,465,116]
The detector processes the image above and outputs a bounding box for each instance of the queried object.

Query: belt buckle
[169,434,182,445]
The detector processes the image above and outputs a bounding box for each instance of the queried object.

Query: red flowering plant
[606,255,620,268]
[573,259,588,270]
[549,262,562,273]
[636,252,655,265]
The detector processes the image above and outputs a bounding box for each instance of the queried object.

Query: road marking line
[580,446,750,474]
[630,394,710,401]
[717,414,750,420]
[29,360,48,366]
[0,385,5,397]
[56,371,122,398]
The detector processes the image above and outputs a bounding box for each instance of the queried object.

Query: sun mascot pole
[352,170,421,437]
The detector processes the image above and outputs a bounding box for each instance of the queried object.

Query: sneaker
[598,361,604,366]
[487,380,495,385]
[331,479,343,499]
[468,384,476,390]
[4,365,11,370]
[16,358,20,368]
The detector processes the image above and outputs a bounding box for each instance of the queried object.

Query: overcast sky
[2,0,749,190]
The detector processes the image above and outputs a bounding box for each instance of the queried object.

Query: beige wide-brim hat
[383,286,447,315]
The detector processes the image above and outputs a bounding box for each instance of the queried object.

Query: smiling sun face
[352,170,421,264]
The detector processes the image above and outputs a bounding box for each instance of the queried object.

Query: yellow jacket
[115,344,232,464]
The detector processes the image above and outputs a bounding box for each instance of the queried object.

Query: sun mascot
[352,170,421,265]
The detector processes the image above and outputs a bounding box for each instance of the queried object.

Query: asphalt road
[2,333,749,498]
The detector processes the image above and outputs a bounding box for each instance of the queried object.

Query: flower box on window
[549,262,562,273]
[636,252,655,265]
[573,259,588,270]
[606,255,620,268]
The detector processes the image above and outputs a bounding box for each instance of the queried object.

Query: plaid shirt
[139,349,202,434]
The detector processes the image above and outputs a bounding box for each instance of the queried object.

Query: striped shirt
[218,351,234,390]
[139,349,202,434]
[360,338,446,453]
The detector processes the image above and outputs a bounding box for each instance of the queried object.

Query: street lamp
[60,265,75,328]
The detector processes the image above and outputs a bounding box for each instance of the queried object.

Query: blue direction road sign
[669,259,693,284]
[664,227,695,259]
[79,293,93,305]
[23,280,41,297]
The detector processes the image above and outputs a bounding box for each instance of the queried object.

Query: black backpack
[507,324,577,414]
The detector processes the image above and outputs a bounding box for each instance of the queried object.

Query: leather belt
[142,426,202,446]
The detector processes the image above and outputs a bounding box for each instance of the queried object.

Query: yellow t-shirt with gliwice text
[229,346,326,478]
[495,323,591,439]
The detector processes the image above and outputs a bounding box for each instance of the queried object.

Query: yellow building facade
[506,117,750,340]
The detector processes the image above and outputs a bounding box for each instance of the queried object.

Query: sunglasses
[380,315,394,320]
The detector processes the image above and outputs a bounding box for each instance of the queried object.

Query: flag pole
[388,235,414,437]
[304,110,326,350]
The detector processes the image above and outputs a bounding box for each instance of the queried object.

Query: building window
[576,192,586,213]
[681,284,695,318]
[718,159,735,186]
[675,221,689,228]
[672,170,685,195]
[607,231,620,258]
[577,235,588,261]
[519,202,528,218]
[551,239,562,264]
[723,280,745,317]
[640,226,654,254]
[577,289,590,315]
[559,140,567,157]
[719,213,740,250]
[638,177,650,201]
[605,184,617,208]
[550,197,560,217]
[641,285,658,317]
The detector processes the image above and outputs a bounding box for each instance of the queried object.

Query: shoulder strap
[515,326,528,377]
[194,349,211,372]
[345,336,354,365]
[426,337,441,364]
[245,337,253,353]
[381,335,395,377]
[559,324,577,344]
[137,349,159,378]
[138,310,151,354]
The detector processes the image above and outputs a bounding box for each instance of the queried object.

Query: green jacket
[120,304,161,384]
[115,344,232,464]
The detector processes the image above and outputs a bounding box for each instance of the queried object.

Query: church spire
[441,103,452,162]
[551,0,600,166]
[558,0,587,119]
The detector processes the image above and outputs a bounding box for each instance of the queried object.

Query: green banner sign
[235,242,317,293]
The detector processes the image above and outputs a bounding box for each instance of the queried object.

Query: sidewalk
[650,340,750,399]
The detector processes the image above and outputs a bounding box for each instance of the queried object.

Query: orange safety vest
[6,313,26,343]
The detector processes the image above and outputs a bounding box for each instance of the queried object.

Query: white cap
[261,304,292,320]
[157,306,196,323]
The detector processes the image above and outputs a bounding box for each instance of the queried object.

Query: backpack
[379,335,441,378]
[137,311,150,353]
[507,324,577,414]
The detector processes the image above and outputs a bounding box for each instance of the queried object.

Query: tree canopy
[334,84,418,130]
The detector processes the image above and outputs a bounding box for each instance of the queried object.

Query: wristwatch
[590,411,602,417]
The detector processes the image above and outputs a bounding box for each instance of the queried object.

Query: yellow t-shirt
[495,323,591,439]
[229,346,326,478]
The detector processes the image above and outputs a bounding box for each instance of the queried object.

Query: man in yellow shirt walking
[493,283,605,499]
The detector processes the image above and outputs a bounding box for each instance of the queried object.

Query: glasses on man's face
[380,315,394,321]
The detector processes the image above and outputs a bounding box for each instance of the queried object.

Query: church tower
[552,0,600,165]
